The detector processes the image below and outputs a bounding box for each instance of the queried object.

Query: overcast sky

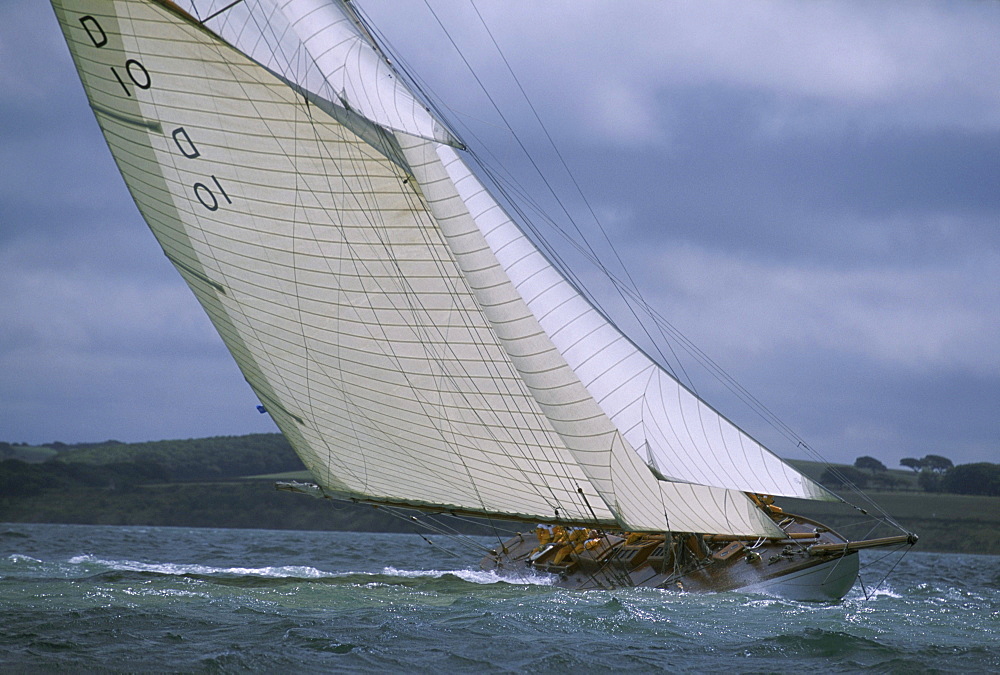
[1,1,997,469]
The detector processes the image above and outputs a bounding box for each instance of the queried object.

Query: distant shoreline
[2,480,997,555]
[2,434,997,555]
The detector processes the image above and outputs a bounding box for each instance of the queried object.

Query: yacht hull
[480,514,863,602]
[740,551,859,602]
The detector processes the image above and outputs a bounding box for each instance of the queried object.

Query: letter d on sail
[172,127,200,159]
[79,16,107,48]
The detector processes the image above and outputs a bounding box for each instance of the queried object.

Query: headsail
[400,137,781,535]
[431,145,831,502]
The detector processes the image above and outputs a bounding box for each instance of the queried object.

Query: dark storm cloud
[566,85,1000,266]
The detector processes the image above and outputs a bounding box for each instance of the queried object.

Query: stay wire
[466,1,684,383]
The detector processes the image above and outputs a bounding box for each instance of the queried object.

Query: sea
[1,523,996,673]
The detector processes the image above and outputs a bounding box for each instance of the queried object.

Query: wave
[68,554,335,579]
[381,566,554,586]
[61,554,553,588]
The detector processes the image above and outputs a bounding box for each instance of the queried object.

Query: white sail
[401,137,781,535]
[51,0,833,538]
[51,0,623,526]
[52,0,780,538]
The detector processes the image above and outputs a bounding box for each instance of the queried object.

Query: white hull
[742,552,860,602]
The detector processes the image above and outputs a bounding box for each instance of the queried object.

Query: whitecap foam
[380,566,554,586]
[63,556,555,586]
[862,585,902,599]
[67,554,336,579]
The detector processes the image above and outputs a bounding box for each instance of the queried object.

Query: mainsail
[52,0,833,537]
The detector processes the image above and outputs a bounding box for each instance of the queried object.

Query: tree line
[820,454,999,496]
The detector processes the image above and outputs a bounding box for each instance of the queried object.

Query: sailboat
[51,0,916,601]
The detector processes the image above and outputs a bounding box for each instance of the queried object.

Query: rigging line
[576,486,603,525]
[463,150,694,388]
[863,544,913,601]
[418,0,617,279]
[378,507,496,557]
[403,7,639,348]
[424,511,522,555]
[410,521,482,558]
[401,511,497,557]
[817,465,908,530]
[200,0,245,25]
[467,1,682,384]
[858,544,910,573]
[417,1,610,284]
[417,532,462,559]
[430,512,516,566]
[440,512,520,537]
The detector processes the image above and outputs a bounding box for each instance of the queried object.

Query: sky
[1,0,997,469]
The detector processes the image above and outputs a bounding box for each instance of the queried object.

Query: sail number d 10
[78,14,235,213]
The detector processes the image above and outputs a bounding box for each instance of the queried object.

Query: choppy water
[1,524,996,672]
